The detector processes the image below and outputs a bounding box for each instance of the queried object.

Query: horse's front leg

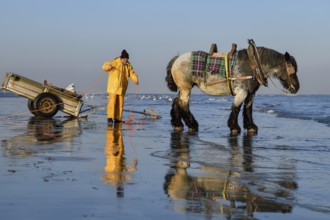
[227,104,242,135]
[243,92,258,135]
[227,91,246,135]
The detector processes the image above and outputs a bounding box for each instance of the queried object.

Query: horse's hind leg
[171,97,184,131]
[243,92,258,135]
[180,92,199,132]
[182,105,199,132]
[172,90,198,132]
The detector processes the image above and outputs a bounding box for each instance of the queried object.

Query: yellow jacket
[102,57,139,95]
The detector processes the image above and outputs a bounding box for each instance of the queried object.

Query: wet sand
[0,95,329,220]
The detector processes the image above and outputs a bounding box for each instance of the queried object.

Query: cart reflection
[2,117,82,157]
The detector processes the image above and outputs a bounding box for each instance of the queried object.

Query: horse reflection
[164,132,297,218]
[102,124,138,197]
[2,117,82,157]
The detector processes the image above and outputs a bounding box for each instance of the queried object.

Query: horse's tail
[165,55,179,92]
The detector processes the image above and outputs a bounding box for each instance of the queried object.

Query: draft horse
[165,40,299,135]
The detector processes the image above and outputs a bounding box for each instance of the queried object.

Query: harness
[203,40,296,96]
[204,43,253,96]
[247,39,268,87]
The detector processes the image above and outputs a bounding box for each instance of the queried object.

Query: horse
[165,40,299,135]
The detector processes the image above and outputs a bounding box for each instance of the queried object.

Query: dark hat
[120,49,129,59]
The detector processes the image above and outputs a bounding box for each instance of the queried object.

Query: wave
[254,95,330,127]
[41,93,330,127]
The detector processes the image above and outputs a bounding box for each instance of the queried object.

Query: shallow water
[0,94,329,219]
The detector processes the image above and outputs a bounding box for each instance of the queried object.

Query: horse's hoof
[230,129,241,136]
[247,129,258,136]
[188,127,198,133]
[174,126,184,131]
[247,128,258,136]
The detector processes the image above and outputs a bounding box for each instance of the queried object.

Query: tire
[27,99,38,116]
[33,93,60,117]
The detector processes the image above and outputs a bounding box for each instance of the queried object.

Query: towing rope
[75,72,108,98]
[122,84,161,125]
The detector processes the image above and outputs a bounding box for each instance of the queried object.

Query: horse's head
[278,52,300,94]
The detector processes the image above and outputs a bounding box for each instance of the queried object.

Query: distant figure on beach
[102,124,138,197]
[102,49,139,124]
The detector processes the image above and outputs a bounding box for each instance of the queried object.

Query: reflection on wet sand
[102,124,138,197]
[1,117,82,157]
[164,132,298,218]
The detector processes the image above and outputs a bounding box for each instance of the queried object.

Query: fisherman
[102,49,139,123]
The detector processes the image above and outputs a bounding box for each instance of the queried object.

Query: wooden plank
[211,52,227,58]
[6,81,43,99]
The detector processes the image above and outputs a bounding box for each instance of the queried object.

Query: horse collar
[247,39,268,87]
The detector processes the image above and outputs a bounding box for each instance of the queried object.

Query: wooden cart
[1,72,84,118]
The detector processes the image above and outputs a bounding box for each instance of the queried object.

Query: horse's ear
[285,52,291,62]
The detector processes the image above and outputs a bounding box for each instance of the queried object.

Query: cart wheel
[33,93,60,117]
[27,99,38,116]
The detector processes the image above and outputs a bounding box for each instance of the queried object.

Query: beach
[0,94,329,220]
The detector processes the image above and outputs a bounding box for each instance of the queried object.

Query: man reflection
[103,124,137,197]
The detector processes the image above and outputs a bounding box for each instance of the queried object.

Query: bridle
[284,60,297,93]
[269,59,297,94]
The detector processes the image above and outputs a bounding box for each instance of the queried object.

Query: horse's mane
[238,47,297,78]
[258,47,282,65]
[259,47,297,71]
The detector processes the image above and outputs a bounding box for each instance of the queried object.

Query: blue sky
[1,0,329,94]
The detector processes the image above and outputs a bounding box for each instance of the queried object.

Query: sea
[0,91,329,220]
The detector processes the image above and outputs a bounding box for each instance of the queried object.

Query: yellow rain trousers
[107,94,124,120]
[102,57,138,120]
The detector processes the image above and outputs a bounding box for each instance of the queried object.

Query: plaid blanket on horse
[191,51,237,78]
